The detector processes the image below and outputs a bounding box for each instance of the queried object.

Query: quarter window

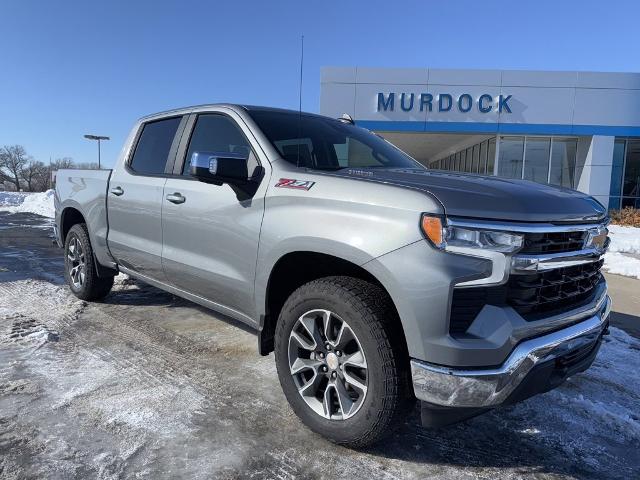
[130,117,182,175]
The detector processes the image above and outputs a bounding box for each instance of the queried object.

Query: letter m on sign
[377,93,395,111]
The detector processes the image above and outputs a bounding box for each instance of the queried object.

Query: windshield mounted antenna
[297,35,304,168]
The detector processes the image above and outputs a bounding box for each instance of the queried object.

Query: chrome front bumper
[411,294,611,408]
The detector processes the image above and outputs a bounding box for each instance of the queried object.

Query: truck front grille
[449,259,604,335]
[507,259,603,318]
[519,230,587,254]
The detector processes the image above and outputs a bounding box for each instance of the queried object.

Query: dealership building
[320,67,640,209]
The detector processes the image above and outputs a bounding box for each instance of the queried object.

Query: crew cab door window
[130,117,182,175]
[182,114,255,175]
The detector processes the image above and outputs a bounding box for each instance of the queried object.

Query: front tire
[64,223,114,301]
[274,276,413,447]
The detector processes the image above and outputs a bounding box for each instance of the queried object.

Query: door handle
[111,186,124,196]
[166,192,186,204]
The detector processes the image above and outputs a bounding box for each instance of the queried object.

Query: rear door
[107,115,186,280]
[161,110,267,322]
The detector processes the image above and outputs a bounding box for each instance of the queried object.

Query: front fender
[254,236,382,321]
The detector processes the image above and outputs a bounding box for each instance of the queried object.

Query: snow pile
[0,191,29,207]
[603,251,640,280]
[0,190,55,218]
[604,225,640,279]
[608,225,640,255]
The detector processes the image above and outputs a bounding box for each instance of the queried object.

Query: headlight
[421,214,523,253]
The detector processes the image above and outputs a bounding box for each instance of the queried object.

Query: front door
[161,112,266,322]
[107,116,183,280]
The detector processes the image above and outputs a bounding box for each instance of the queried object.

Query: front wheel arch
[259,251,406,357]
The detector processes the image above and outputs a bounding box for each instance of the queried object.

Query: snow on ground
[1,277,639,478]
[0,190,55,218]
[1,203,639,478]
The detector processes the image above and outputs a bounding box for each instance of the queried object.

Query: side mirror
[189,151,252,185]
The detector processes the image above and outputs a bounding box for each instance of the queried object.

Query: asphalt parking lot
[1,211,639,479]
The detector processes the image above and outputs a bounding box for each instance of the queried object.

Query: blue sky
[1,0,639,168]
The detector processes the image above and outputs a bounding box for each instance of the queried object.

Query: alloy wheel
[67,236,86,289]
[288,309,368,420]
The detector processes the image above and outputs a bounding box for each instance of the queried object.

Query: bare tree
[75,162,100,169]
[21,160,50,192]
[51,157,75,170]
[33,162,51,191]
[0,145,29,191]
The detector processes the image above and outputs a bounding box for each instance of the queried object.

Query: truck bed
[55,168,113,268]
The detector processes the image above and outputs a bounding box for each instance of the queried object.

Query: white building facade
[320,67,640,209]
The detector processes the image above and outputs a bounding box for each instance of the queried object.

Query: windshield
[248,110,424,171]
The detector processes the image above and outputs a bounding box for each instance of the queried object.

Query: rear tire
[64,223,114,301]
[274,276,413,447]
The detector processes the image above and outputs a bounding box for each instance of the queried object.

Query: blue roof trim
[355,120,640,137]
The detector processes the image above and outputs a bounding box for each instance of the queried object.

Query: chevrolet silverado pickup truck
[55,105,611,447]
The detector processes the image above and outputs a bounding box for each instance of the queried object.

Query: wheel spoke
[299,313,324,349]
[342,350,367,369]
[298,371,323,396]
[334,378,355,416]
[68,240,76,261]
[322,384,336,417]
[290,330,315,351]
[343,370,367,395]
[321,310,339,345]
[290,357,322,375]
[334,324,356,351]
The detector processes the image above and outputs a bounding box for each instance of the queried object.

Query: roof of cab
[138,104,329,122]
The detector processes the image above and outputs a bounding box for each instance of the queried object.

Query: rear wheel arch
[259,251,406,357]
[60,207,86,244]
[60,206,116,278]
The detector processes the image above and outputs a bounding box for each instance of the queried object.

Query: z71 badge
[274,178,315,191]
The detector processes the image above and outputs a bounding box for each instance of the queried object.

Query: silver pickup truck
[55,104,611,447]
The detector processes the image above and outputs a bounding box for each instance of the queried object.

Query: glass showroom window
[549,138,578,189]
[496,136,577,187]
[609,139,640,209]
[487,138,496,175]
[472,144,480,173]
[523,137,551,183]
[479,140,488,174]
[608,140,625,210]
[498,136,524,179]
[622,140,640,208]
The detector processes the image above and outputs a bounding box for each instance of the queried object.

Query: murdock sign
[377,92,512,114]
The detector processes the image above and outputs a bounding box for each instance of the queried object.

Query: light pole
[84,134,110,169]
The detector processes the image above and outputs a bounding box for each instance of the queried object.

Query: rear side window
[182,114,253,175]
[129,117,182,175]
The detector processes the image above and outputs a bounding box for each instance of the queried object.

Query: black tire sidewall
[275,281,396,444]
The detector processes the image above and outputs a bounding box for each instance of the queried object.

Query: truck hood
[334,168,607,223]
